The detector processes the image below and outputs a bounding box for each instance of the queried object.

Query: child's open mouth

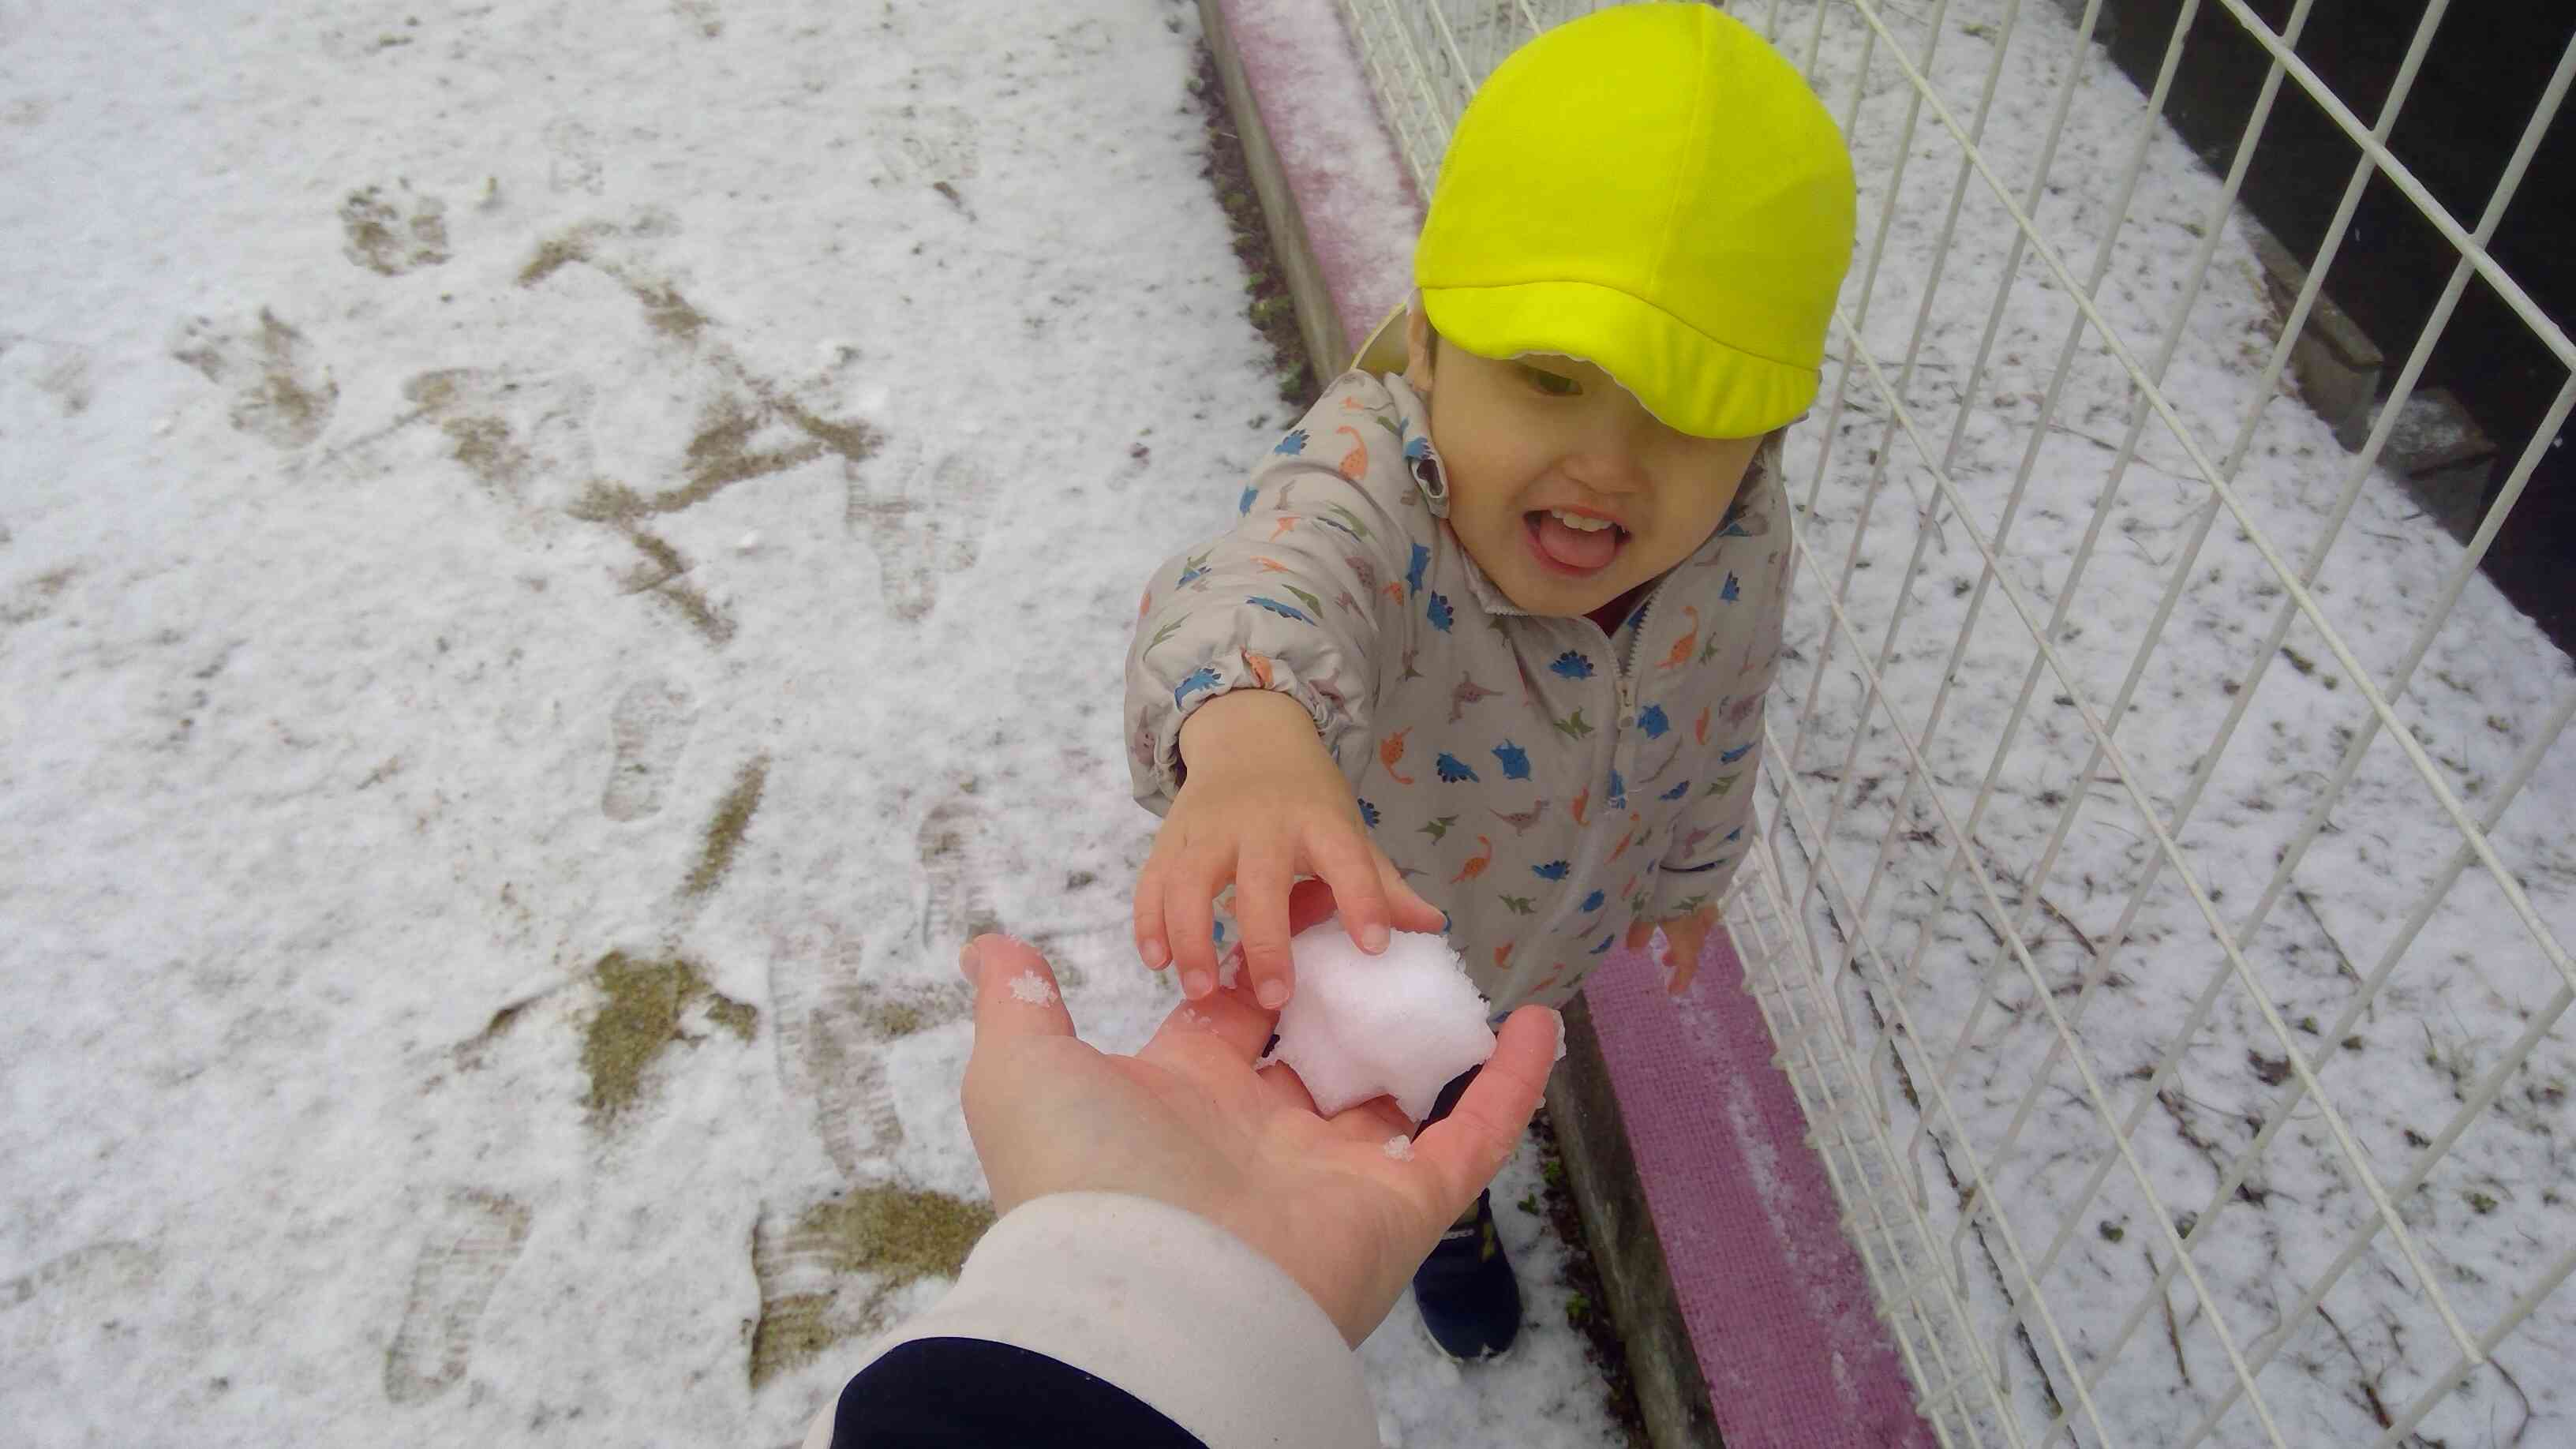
[1526,509,1626,575]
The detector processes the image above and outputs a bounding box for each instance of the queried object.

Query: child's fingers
[1308,827,1394,956]
[1380,859,1449,936]
[1132,864,1171,971]
[1623,918,1657,951]
[1410,1007,1557,1213]
[1232,847,1297,1009]
[1162,860,1226,997]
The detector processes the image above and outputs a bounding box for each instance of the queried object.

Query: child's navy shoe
[1411,1189,1521,1360]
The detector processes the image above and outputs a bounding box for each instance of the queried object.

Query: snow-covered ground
[1732,2,2576,1445]
[0,2,1625,1445]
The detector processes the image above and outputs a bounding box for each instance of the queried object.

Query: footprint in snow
[603,678,696,822]
[381,1188,533,1405]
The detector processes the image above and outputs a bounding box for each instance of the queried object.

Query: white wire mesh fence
[1337,2,2575,1444]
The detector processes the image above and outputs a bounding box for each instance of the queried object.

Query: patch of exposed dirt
[581,949,758,1120]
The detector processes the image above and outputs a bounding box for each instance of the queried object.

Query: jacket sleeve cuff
[1129,661,1358,813]
[809,1193,1377,1449]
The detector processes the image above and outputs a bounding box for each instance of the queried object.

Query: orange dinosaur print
[1608,828,1634,864]
[1269,515,1299,541]
[1448,835,1494,884]
[1532,966,1565,994]
[1251,556,1294,574]
[1379,728,1416,785]
[1383,581,1405,604]
[1335,425,1368,481]
[1695,704,1710,747]
[1245,651,1275,689]
[1494,943,1515,972]
[1571,785,1590,826]
[1658,605,1701,670]
[1138,590,1152,620]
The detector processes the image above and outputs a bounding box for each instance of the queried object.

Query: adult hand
[968,879,1557,1346]
[1625,903,1720,995]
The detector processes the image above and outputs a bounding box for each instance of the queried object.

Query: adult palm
[961,878,1557,1346]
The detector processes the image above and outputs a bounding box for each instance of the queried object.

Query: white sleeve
[803,1192,1380,1449]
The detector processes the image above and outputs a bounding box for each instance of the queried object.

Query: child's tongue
[1534,511,1619,571]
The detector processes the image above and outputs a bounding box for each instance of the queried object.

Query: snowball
[1381,1136,1414,1161]
[1005,970,1057,1006]
[1552,1009,1568,1063]
[1270,921,1494,1120]
[735,530,762,552]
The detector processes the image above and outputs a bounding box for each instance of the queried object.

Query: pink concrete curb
[1593,936,1938,1447]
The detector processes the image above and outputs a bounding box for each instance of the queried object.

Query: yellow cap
[1414,3,1855,439]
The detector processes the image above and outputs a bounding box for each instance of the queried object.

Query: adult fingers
[1307,826,1394,957]
[1144,979,1276,1064]
[961,934,1077,1046]
[1410,1007,1557,1215]
[1253,1058,1325,1117]
[1231,847,1297,1009]
[1285,876,1340,937]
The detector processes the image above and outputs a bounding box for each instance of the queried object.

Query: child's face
[1404,309,1763,619]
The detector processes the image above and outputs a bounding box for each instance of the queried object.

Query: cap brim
[1422,281,1818,439]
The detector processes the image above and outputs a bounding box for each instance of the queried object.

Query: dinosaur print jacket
[1125,369,1790,1013]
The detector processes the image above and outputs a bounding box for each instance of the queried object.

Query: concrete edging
[1548,998,1728,1449]
[1193,0,1350,386]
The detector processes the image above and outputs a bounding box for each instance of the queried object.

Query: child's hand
[1624,904,1720,995]
[1135,691,1445,1009]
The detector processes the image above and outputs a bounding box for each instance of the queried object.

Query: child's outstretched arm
[1135,688,1442,1006]
[1124,373,1447,1006]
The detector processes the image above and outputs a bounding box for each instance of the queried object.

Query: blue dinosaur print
[1659,779,1691,801]
[1533,860,1570,881]
[1174,665,1222,711]
[1434,752,1478,783]
[1249,596,1316,624]
[1176,560,1211,588]
[1213,919,1228,945]
[1548,650,1596,680]
[1406,543,1430,597]
[1581,889,1605,913]
[1724,826,1743,842]
[1639,704,1669,739]
[1237,483,1258,516]
[1275,428,1308,455]
[1719,742,1754,764]
[1720,571,1741,602]
[1425,592,1454,632]
[1608,768,1627,809]
[1590,934,1615,955]
[1313,512,1362,543]
[1493,739,1531,780]
[1405,435,1432,462]
[1358,798,1380,828]
[1720,519,1751,537]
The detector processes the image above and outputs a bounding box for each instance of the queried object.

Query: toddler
[1123,2,1855,1359]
